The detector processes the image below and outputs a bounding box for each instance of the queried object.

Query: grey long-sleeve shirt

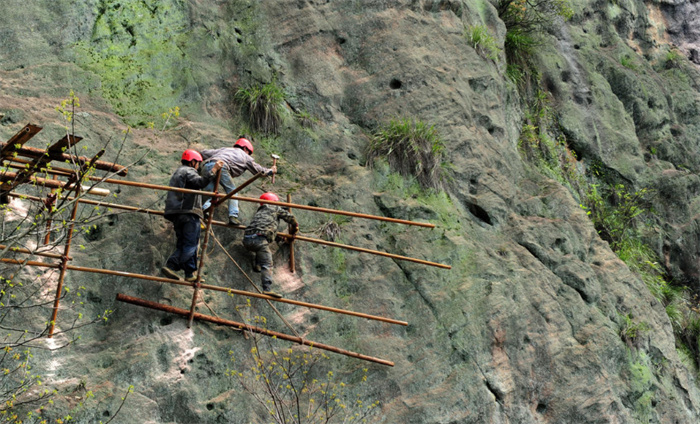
[201,147,271,178]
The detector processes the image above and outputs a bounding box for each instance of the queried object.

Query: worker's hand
[270,165,277,175]
[212,160,224,173]
[291,222,299,235]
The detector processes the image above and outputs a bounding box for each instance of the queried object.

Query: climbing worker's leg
[201,161,216,211]
[163,215,186,279]
[179,214,201,281]
[218,172,239,224]
[201,161,239,224]
[258,242,277,297]
[243,235,280,298]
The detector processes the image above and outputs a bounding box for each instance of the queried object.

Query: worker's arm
[277,208,298,232]
[246,156,274,176]
[185,161,223,189]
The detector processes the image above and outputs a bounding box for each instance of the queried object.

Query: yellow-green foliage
[464,25,501,61]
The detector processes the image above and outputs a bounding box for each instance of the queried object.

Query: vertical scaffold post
[287,193,295,273]
[187,169,222,328]
[48,194,80,338]
[43,188,57,245]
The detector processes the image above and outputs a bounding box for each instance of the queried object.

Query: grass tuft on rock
[366,118,445,191]
[235,80,286,135]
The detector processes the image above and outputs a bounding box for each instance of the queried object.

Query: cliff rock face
[1,0,700,423]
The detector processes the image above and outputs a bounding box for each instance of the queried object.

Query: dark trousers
[166,214,201,277]
[242,235,273,291]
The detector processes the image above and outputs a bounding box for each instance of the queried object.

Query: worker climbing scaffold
[161,149,224,282]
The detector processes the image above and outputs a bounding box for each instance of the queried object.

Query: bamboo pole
[0,258,407,326]
[48,195,80,338]
[8,194,448,269]
[5,159,224,200]
[287,193,296,273]
[116,293,394,367]
[4,163,433,228]
[0,258,60,269]
[232,195,435,228]
[0,143,128,176]
[0,124,42,158]
[278,233,452,270]
[0,244,70,260]
[188,169,222,328]
[0,171,110,196]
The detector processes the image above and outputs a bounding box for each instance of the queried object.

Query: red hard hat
[234,138,254,154]
[260,192,279,205]
[182,149,203,162]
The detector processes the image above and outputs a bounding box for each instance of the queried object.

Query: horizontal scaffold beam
[0,142,128,176]
[1,171,109,196]
[6,164,433,228]
[116,293,394,367]
[0,244,70,260]
[9,193,450,270]
[0,256,407,326]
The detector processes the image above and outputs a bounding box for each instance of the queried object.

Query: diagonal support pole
[202,171,263,215]
[187,169,222,328]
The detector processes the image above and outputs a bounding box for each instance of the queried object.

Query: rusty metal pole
[117,293,395,367]
[0,258,408,326]
[231,195,436,228]
[203,172,263,215]
[187,169,222,328]
[0,245,70,260]
[48,196,80,338]
[278,233,452,270]
[43,190,57,245]
[287,193,296,273]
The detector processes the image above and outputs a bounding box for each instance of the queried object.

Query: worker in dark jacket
[243,192,298,298]
[162,149,223,282]
[201,137,276,225]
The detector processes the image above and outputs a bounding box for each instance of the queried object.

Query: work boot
[161,266,180,280]
[263,290,283,299]
[228,215,241,226]
[185,274,205,283]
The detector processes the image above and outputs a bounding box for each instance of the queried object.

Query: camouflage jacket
[244,204,297,242]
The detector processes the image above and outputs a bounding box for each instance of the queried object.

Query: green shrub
[619,312,650,348]
[665,49,684,69]
[464,25,501,61]
[497,0,573,35]
[620,55,637,70]
[582,184,653,251]
[235,80,286,135]
[366,118,445,190]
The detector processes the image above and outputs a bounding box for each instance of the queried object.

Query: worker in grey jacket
[201,137,276,225]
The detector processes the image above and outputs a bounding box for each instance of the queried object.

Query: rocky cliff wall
[1,0,700,423]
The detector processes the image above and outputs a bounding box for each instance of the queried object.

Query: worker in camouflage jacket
[243,192,298,298]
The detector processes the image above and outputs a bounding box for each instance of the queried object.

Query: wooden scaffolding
[0,124,451,367]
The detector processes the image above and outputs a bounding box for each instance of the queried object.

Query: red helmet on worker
[234,138,254,154]
[182,149,203,163]
[260,192,279,205]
